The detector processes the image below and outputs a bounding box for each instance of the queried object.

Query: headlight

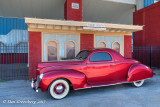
[39,73,43,79]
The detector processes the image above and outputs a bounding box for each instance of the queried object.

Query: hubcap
[135,81,141,84]
[133,80,144,87]
[54,84,65,95]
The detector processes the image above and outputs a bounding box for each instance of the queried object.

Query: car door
[86,52,116,84]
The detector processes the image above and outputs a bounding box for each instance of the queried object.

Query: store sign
[72,3,79,9]
[85,23,106,31]
[87,23,105,28]
[83,27,107,31]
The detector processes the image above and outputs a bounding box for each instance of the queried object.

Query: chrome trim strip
[74,78,152,90]
[75,81,129,90]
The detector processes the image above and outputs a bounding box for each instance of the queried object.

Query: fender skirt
[127,64,153,82]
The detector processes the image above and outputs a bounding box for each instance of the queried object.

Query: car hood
[36,59,84,75]
[38,59,83,68]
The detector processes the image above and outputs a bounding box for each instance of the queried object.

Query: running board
[75,80,129,90]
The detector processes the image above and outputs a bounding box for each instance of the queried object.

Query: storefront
[25,18,142,79]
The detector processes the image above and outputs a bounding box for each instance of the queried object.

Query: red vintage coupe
[31,48,153,99]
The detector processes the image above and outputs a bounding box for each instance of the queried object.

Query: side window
[90,52,112,62]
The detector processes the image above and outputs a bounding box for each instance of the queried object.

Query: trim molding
[45,39,59,61]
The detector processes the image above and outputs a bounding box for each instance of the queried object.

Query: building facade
[2,0,158,79]
[25,0,143,79]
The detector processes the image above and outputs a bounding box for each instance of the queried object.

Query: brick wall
[64,0,82,21]
[80,33,94,50]
[124,36,132,58]
[29,32,41,79]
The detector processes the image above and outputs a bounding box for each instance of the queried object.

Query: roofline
[103,0,136,5]
[25,17,143,33]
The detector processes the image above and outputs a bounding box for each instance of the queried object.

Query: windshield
[75,50,90,60]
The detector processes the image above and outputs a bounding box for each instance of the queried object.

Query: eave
[25,17,143,33]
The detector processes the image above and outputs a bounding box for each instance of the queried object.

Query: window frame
[89,52,112,62]
[112,41,121,53]
[97,40,107,48]
[45,39,59,61]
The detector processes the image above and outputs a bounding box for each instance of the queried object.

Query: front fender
[127,64,153,82]
[39,69,87,91]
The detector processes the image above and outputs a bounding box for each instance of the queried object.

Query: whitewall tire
[132,80,144,87]
[48,79,70,100]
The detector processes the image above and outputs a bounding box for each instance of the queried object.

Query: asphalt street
[0,70,160,107]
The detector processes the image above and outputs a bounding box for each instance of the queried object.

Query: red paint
[29,32,41,80]
[0,53,28,64]
[133,1,160,47]
[64,1,67,20]
[34,48,153,92]
[80,33,94,50]
[128,64,153,82]
[39,69,86,91]
[64,0,82,21]
[124,36,132,58]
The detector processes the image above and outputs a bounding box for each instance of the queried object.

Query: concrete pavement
[0,71,160,107]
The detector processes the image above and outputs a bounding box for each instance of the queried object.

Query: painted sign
[87,23,105,28]
[83,27,107,31]
[72,3,79,9]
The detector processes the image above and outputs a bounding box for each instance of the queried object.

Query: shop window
[112,41,120,53]
[97,41,107,48]
[47,40,58,61]
[15,42,28,53]
[65,40,76,59]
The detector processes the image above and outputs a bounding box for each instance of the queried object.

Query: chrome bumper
[31,76,41,92]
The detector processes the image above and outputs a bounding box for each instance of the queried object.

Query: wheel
[132,80,144,87]
[48,79,70,100]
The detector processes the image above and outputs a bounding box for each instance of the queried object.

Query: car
[31,48,153,100]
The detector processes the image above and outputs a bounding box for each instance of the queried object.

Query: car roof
[81,48,125,60]
[82,48,116,53]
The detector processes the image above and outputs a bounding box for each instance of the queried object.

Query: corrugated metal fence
[0,43,28,80]
[133,46,160,68]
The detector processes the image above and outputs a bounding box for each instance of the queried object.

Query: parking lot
[0,70,160,107]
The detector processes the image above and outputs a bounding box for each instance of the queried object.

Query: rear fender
[127,64,153,82]
[39,69,87,91]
